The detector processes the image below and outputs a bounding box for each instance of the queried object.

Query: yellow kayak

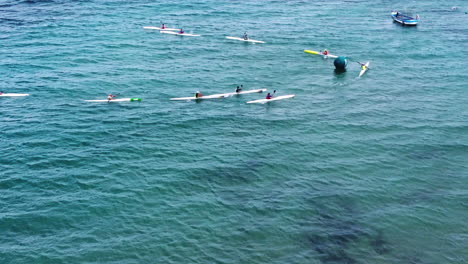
[304,49,338,59]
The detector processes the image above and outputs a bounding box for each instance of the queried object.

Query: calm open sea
[1,0,467,263]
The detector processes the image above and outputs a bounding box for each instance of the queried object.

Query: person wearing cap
[195,91,203,98]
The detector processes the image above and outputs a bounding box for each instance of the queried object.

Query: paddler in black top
[235,86,242,93]
[195,91,203,98]
[243,32,248,40]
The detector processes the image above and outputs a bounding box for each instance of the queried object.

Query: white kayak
[222,89,267,97]
[143,26,179,31]
[160,30,201,37]
[171,89,266,101]
[358,61,370,77]
[226,36,265,44]
[85,98,142,102]
[247,94,295,104]
[0,93,29,97]
[170,94,227,101]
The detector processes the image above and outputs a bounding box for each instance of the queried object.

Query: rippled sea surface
[1,0,467,263]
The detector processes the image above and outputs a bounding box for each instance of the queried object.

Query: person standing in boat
[195,91,203,98]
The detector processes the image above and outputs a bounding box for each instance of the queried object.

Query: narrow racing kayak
[0,93,29,97]
[85,98,142,102]
[225,36,265,44]
[170,94,226,101]
[143,26,180,31]
[304,49,338,59]
[247,94,295,104]
[160,30,201,37]
[171,89,266,101]
[358,61,370,77]
[222,89,266,97]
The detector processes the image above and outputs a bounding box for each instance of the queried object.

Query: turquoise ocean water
[1,0,467,263]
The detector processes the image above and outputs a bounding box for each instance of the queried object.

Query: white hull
[222,89,267,97]
[85,98,141,102]
[226,36,265,44]
[0,93,29,97]
[358,61,370,77]
[171,89,266,101]
[143,26,179,31]
[160,30,201,37]
[247,94,295,104]
[170,94,226,101]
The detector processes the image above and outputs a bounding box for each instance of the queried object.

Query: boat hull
[391,11,419,26]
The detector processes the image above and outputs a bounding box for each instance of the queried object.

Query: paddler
[243,32,248,40]
[107,94,116,102]
[179,28,184,34]
[236,86,242,93]
[265,92,273,100]
[323,49,329,55]
[358,62,367,70]
[161,24,166,29]
[195,91,203,98]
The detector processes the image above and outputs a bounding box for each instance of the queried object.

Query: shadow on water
[303,196,392,263]
[333,68,347,76]
[405,145,447,161]
[370,230,390,255]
